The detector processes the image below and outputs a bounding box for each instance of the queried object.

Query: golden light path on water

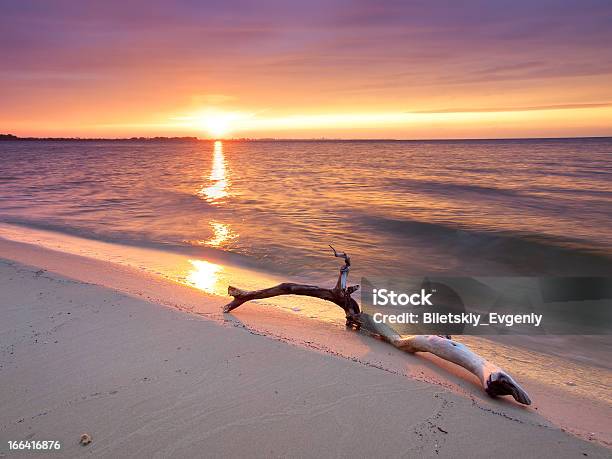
[184,141,333,315]
[199,140,229,202]
[195,140,236,247]
[189,140,236,291]
[186,259,223,293]
[184,140,345,316]
[205,221,236,247]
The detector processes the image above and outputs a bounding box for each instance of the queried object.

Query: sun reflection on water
[186,259,222,293]
[199,141,229,202]
[205,221,236,247]
[196,140,238,249]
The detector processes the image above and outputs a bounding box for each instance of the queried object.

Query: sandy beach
[1,237,610,458]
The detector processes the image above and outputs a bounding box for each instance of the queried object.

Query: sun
[181,109,249,138]
[204,116,231,139]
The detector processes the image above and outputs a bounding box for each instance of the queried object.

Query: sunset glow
[205,118,230,139]
[1,2,611,139]
[196,112,246,138]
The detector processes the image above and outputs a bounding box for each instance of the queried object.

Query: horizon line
[2,133,612,143]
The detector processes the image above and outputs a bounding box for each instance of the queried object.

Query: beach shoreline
[0,235,610,455]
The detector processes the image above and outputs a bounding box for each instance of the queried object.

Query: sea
[1,138,610,283]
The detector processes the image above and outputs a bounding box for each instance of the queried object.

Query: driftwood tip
[486,371,531,405]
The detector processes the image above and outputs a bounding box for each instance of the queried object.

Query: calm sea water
[1,139,611,282]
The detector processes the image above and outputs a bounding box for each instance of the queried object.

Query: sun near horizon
[2,2,612,139]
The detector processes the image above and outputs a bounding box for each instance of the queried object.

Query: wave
[386,177,525,198]
[386,177,612,205]
[0,217,250,267]
[354,214,612,276]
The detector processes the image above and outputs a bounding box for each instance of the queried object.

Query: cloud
[412,102,612,114]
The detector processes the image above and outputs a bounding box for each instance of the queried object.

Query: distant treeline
[2,133,610,142]
[0,134,200,142]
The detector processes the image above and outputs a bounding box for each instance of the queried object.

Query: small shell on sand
[80,433,92,446]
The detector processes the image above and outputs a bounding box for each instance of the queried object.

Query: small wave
[385,177,612,207]
[354,214,612,275]
[0,218,275,274]
[387,177,524,198]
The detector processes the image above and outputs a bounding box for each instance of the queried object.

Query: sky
[1,0,612,139]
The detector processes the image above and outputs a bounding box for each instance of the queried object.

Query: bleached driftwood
[224,246,531,405]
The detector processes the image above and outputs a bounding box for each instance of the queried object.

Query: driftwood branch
[223,248,531,405]
[358,316,531,404]
[224,245,361,327]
